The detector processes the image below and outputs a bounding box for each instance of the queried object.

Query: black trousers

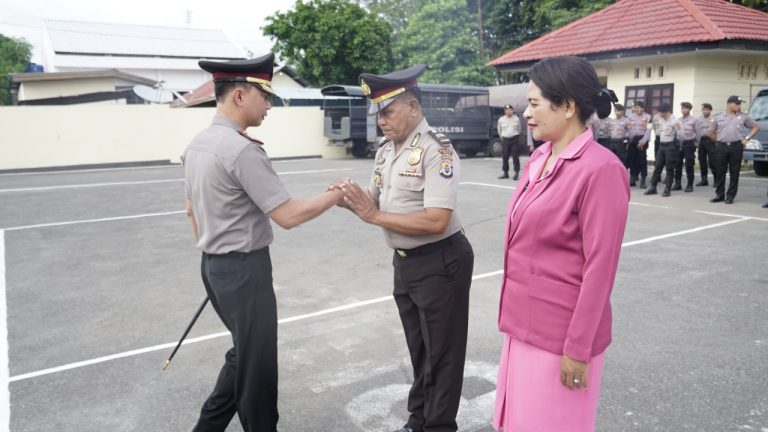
[393,234,474,432]
[698,136,717,180]
[651,141,679,188]
[674,139,696,185]
[713,141,744,199]
[501,136,522,174]
[627,135,648,180]
[195,248,278,432]
[609,138,629,167]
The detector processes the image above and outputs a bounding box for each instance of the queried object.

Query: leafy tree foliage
[263,0,394,86]
[395,0,495,86]
[0,34,32,105]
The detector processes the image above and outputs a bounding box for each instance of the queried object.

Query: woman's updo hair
[528,56,618,121]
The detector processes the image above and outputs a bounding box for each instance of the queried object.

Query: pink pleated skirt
[493,335,605,432]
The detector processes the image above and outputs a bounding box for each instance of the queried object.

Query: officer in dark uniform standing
[695,103,716,186]
[708,95,760,204]
[183,53,342,432]
[674,102,698,192]
[338,64,474,432]
[644,103,678,197]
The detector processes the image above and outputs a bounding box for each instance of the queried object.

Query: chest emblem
[439,161,453,178]
[407,147,423,165]
[373,171,383,188]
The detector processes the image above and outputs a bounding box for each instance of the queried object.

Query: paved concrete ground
[1,157,767,432]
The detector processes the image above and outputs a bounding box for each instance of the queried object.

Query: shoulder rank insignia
[429,128,455,178]
[238,130,264,144]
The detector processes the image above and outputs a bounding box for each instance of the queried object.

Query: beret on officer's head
[359,64,427,114]
[727,95,743,104]
[199,52,277,96]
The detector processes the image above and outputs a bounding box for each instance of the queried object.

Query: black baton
[162,296,209,370]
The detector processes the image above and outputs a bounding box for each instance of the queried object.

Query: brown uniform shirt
[368,118,463,249]
[183,115,291,254]
[709,111,758,142]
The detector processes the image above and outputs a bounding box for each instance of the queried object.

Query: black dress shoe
[695,179,708,186]
[671,183,682,191]
[498,174,509,179]
[710,196,724,203]
[762,202,768,208]
[393,427,420,432]
[644,187,657,195]
[662,189,671,197]
[725,198,734,204]
[684,184,693,192]
[513,172,519,180]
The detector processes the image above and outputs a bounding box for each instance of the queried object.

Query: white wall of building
[0,106,347,171]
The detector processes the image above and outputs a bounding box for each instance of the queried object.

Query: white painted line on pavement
[629,201,671,209]
[0,230,10,430]
[621,218,750,247]
[694,210,768,222]
[7,269,507,383]
[460,182,516,190]
[5,218,752,382]
[0,168,355,194]
[0,178,184,193]
[4,211,186,232]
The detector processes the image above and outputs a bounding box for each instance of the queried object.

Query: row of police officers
[594,97,760,204]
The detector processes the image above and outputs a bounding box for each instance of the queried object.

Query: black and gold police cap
[199,52,277,96]
[359,64,427,114]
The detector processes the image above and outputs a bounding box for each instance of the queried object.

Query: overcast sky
[0,0,298,62]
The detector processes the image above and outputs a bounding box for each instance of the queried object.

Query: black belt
[717,141,741,146]
[660,141,676,145]
[203,246,269,258]
[395,231,464,258]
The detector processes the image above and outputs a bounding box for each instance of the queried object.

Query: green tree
[0,34,32,105]
[263,0,394,87]
[532,0,616,30]
[731,0,768,12]
[396,0,495,86]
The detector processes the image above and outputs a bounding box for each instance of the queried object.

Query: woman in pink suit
[493,56,629,432]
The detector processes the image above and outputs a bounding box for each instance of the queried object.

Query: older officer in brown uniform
[183,53,341,432]
[708,95,761,204]
[339,65,474,432]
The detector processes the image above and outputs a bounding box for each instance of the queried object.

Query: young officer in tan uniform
[644,103,678,197]
[674,102,698,192]
[708,95,760,204]
[337,64,474,432]
[183,53,341,432]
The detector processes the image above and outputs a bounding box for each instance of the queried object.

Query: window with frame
[625,84,674,113]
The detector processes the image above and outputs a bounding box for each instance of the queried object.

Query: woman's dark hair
[528,56,617,121]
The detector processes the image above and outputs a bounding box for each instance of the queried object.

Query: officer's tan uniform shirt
[653,114,677,143]
[676,115,698,141]
[184,115,291,254]
[368,118,463,249]
[709,112,758,142]
[696,115,715,141]
[609,117,631,140]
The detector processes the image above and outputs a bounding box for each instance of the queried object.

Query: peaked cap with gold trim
[199,52,277,96]
[359,64,427,114]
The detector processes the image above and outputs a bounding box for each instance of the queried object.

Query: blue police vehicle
[744,88,768,176]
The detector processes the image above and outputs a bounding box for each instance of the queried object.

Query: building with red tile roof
[489,0,768,115]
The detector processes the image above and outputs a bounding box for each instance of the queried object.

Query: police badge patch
[439,161,453,178]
